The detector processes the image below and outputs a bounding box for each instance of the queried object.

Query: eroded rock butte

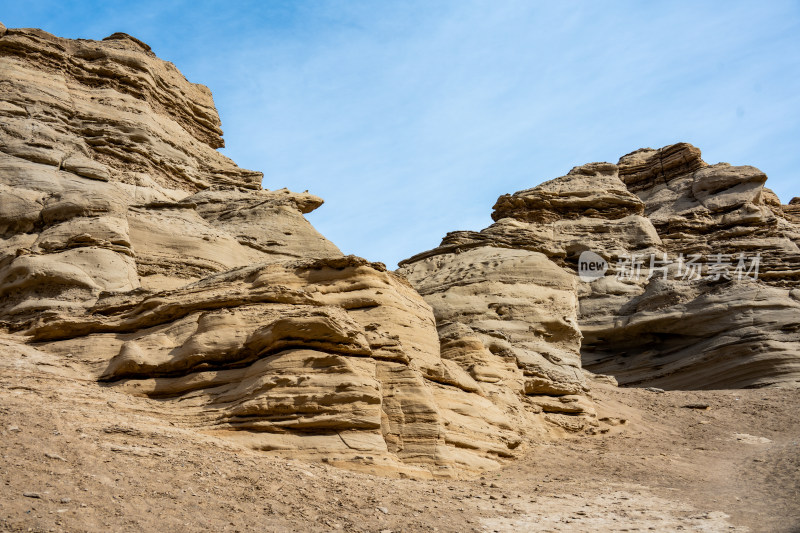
[1,25,797,479]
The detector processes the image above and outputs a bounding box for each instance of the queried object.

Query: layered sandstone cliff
[4,22,796,482]
[401,144,800,390]
[0,24,605,478]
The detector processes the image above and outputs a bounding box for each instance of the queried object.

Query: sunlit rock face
[0,24,601,479]
[3,21,796,481]
[402,143,800,391]
[580,143,800,389]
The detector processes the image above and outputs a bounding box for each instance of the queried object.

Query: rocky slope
[401,143,800,390]
[0,24,608,479]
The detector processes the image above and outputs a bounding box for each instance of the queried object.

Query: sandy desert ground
[2,357,797,533]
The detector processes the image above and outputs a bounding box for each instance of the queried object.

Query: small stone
[60,498,71,504]
[682,404,710,410]
[644,387,665,393]
[376,506,389,515]
[23,492,41,498]
[8,426,20,432]
[45,452,66,461]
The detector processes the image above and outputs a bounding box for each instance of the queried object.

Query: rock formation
[3,23,796,482]
[581,144,800,388]
[0,24,605,479]
[401,144,800,390]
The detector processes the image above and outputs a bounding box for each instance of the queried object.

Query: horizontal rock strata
[0,25,599,478]
[4,22,796,482]
[402,144,800,390]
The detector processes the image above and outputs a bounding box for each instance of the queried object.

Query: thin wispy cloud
[3,1,798,266]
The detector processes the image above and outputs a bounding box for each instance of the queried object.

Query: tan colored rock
[184,187,342,262]
[5,21,795,481]
[400,222,597,434]
[402,143,800,391]
[30,256,536,474]
[578,143,800,388]
[582,280,800,389]
[618,142,705,194]
[0,25,579,478]
[0,27,261,191]
[493,162,643,223]
[784,197,800,225]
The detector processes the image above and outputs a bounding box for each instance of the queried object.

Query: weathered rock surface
[0,27,261,191]
[401,143,800,390]
[4,22,796,482]
[0,25,589,478]
[580,144,800,388]
[399,247,596,434]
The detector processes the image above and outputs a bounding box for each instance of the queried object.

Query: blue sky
[2,1,799,267]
